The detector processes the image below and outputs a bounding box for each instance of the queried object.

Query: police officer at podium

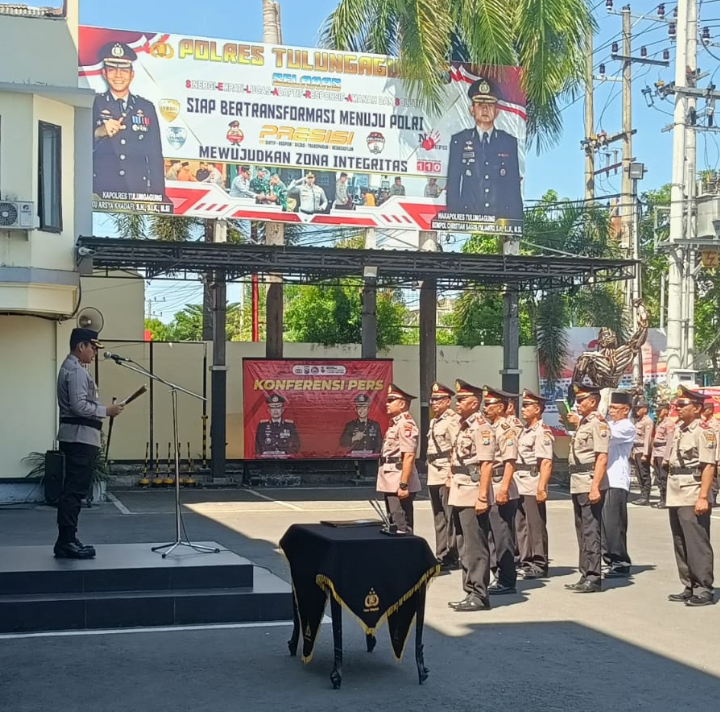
[254,394,300,457]
[92,42,166,199]
[55,329,124,559]
[663,385,716,606]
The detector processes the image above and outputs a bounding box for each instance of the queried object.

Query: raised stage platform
[0,543,293,633]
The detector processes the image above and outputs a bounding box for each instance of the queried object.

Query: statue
[569,298,649,404]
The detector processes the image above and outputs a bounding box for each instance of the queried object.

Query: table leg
[366,633,376,653]
[329,596,343,689]
[415,585,429,685]
[287,594,300,657]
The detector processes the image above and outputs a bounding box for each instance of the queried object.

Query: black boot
[54,541,96,559]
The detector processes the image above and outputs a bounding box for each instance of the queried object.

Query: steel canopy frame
[76,237,636,291]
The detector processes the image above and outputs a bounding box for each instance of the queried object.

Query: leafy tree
[145,304,242,341]
[284,283,409,349]
[321,0,596,149]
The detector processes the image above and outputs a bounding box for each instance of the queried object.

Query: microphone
[104,352,131,363]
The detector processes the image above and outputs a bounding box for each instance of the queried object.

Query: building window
[38,121,62,232]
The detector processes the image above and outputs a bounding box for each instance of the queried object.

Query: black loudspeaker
[43,450,65,507]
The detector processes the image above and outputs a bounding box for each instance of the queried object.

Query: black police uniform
[93,92,166,197]
[446,79,523,220]
[254,419,300,456]
[340,418,382,453]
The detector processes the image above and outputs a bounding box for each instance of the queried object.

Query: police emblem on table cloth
[364,588,380,612]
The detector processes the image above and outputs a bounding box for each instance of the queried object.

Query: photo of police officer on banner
[445,77,523,222]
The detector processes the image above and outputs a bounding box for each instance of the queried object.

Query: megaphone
[77,307,104,332]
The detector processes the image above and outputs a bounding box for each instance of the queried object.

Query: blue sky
[81,1,719,318]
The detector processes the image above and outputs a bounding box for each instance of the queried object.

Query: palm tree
[320,0,596,147]
[452,196,626,390]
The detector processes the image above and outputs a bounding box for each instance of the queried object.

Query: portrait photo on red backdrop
[243,359,393,459]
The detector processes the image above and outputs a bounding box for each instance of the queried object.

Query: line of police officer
[377,380,553,611]
[377,379,717,609]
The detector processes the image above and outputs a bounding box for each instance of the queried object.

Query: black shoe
[488,582,517,595]
[573,580,601,593]
[454,596,491,612]
[564,578,587,591]
[73,539,96,557]
[685,594,714,607]
[439,559,459,573]
[447,594,472,609]
[54,541,96,559]
[631,497,650,506]
[604,566,631,578]
[652,500,666,509]
[668,591,692,602]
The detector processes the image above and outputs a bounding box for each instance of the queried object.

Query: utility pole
[418,230,438,462]
[621,5,633,281]
[666,0,691,378]
[584,27,595,201]
[210,220,228,479]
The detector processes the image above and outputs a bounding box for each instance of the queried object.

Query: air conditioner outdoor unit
[0,201,35,230]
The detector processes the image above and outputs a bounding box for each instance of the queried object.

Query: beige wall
[0,316,58,478]
[0,2,80,87]
[0,274,147,478]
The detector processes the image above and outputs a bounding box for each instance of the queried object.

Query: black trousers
[516,495,548,571]
[633,453,652,497]
[452,506,491,601]
[57,441,99,543]
[669,506,714,597]
[653,457,668,501]
[601,487,631,568]
[384,493,416,534]
[428,484,457,563]
[572,491,605,584]
[489,499,519,587]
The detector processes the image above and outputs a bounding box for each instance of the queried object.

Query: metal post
[362,229,378,359]
[501,234,521,394]
[667,0,692,377]
[265,222,284,359]
[202,220,214,341]
[584,27,595,201]
[210,270,227,479]
[419,230,438,462]
[621,5,633,306]
[685,0,698,369]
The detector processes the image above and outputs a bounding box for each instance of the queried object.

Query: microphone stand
[107,357,220,558]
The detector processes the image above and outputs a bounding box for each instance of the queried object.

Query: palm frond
[535,292,568,389]
[109,213,147,239]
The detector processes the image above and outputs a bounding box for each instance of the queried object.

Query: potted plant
[23,435,111,506]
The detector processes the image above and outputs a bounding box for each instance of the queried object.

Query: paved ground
[2,485,720,711]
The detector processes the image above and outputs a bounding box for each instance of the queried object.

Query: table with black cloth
[280,523,439,688]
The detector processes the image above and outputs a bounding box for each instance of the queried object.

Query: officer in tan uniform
[652,401,674,509]
[377,383,421,534]
[447,380,495,612]
[515,389,554,579]
[662,385,716,606]
[631,399,654,506]
[483,385,520,595]
[426,382,461,571]
[565,382,609,593]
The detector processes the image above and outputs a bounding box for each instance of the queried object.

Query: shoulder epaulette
[541,423,552,431]
[699,421,710,430]
[260,419,269,423]
[285,419,295,424]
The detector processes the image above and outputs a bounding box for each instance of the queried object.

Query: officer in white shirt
[603,390,635,577]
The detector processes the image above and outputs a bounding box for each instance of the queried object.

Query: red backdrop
[243,359,393,459]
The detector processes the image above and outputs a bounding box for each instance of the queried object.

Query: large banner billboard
[243,359,393,460]
[78,27,526,233]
